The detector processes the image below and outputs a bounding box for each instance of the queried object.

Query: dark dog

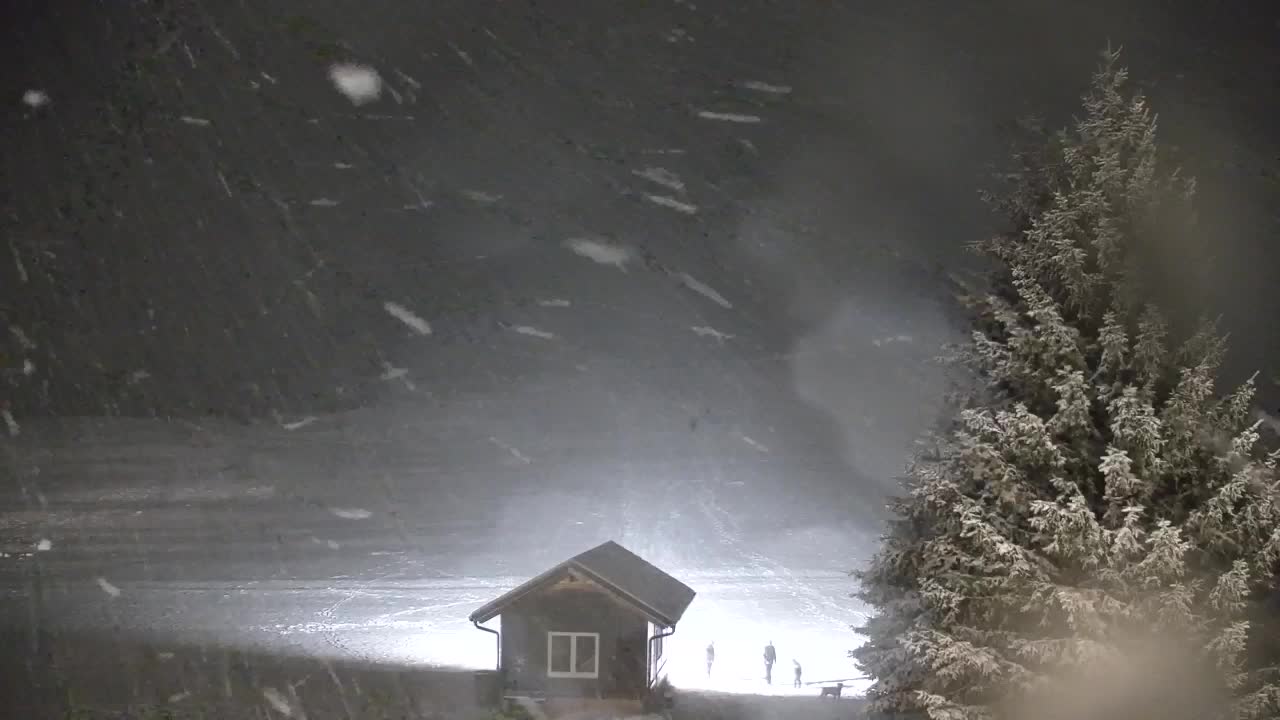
[819,683,844,699]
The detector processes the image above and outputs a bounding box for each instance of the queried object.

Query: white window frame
[547,631,600,678]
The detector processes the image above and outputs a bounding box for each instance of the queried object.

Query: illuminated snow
[632,167,685,192]
[644,194,698,214]
[378,574,868,699]
[695,110,762,123]
[680,273,733,309]
[1,409,19,437]
[737,80,792,94]
[662,596,869,697]
[261,687,295,717]
[511,325,556,340]
[383,301,433,335]
[328,63,382,105]
[281,416,318,431]
[565,238,632,270]
[22,89,49,108]
[692,325,733,342]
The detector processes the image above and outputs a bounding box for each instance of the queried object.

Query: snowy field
[1,416,874,715]
[0,573,867,694]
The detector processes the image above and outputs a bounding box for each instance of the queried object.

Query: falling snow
[9,325,35,349]
[394,68,422,89]
[510,325,556,340]
[692,325,734,342]
[96,577,122,597]
[679,273,733,309]
[9,241,28,283]
[330,508,373,520]
[328,63,383,105]
[261,687,295,717]
[490,436,532,464]
[35,538,52,552]
[209,24,240,59]
[742,435,770,452]
[1258,410,1280,436]
[1,409,19,437]
[308,198,340,207]
[383,301,433,335]
[179,115,212,126]
[449,42,475,67]
[280,416,317,431]
[565,238,631,270]
[737,80,792,94]
[645,194,698,214]
[632,167,685,192]
[21,89,49,108]
[696,110,762,123]
[537,298,571,307]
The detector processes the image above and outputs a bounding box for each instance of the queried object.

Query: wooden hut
[469,541,696,717]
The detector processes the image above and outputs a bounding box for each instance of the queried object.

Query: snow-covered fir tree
[853,49,1280,720]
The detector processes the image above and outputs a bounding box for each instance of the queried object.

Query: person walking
[705,642,715,677]
[763,641,777,685]
[793,659,803,688]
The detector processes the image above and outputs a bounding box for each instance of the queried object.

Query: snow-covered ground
[0,573,865,694]
[1,415,874,705]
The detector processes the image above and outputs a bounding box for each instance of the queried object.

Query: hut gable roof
[468,541,696,627]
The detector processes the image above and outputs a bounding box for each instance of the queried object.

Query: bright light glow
[388,576,869,698]
[216,569,870,699]
[394,623,496,669]
[661,597,868,697]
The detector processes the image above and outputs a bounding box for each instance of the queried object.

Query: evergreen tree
[853,49,1280,720]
